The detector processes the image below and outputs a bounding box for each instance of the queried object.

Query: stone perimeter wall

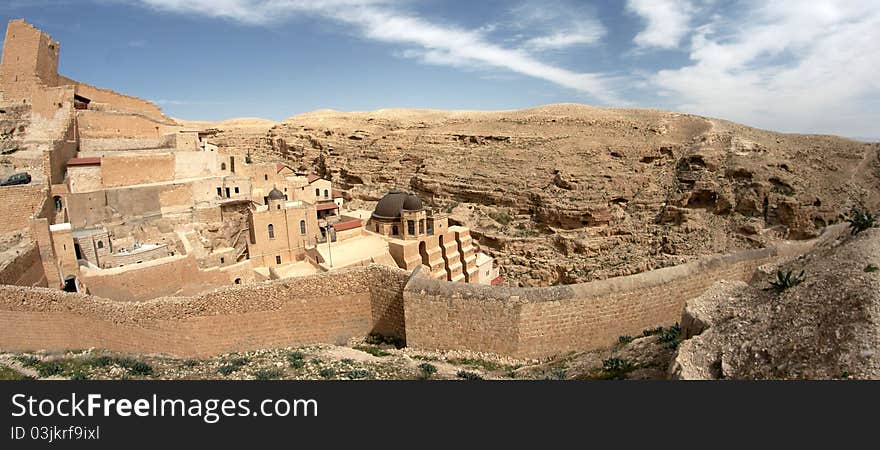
[0,227,840,359]
[0,265,409,357]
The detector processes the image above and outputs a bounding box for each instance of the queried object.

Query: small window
[216,187,222,196]
[97,241,103,249]
[392,225,399,236]
[268,224,275,239]
[234,187,239,194]
[376,224,380,233]
[277,204,281,210]
[264,174,269,181]
[234,278,241,284]
[324,189,329,198]
[275,255,281,265]
[220,257,225,264]
[315,188,320,197]
[300,220,306,234]
[221,162,226,171]
[408,220,415,235]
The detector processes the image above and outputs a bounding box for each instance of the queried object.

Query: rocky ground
[0,327,682,381]
[673,224,880,379]
[187,104,880,287]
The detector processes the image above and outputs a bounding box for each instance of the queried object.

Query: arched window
[300,220,306,234]
[221,162,227,171]
[268,224,275,239]
[324,189,329,198]
[234,278,241,285]
[97,241,103,249]
[264,174,268,181]
[315,188,320,197]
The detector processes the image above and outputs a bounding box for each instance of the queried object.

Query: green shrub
[319,368,337,379]
[70,371,89,381]
[287,352,306,368]
[228,357,249,367]
[217,364,239,376]
[0,366,30,381]
[847,208,877,235]
[125,361,153,376]
[417,363,438,380]
[346,369,371,380]
[181,359,199,368]
[765,270,806,293]
[865,264,879,273]
[88,356,114,367]
[544,368,568,380]
[36,362,64,377]
[657,323,681,349]
[618,335,634,344]
[253,369,283,380]
[601,357,635,380]
[456,370,483,380]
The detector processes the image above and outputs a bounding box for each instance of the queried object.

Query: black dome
[267,188,285,200]
[372,189,423,220]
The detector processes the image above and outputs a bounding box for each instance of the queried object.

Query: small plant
[765,269,806,293]
[217,365,239,376]
[456,370,483,380]
[346,369,371,379]
[125,361,153,376]
[253,369,283,380]
[319,368,337,379]
[228,357,250,367]
[618,335,634,344]
[36,361,64,377]
[181,359,199,368]
[70,371,89,381]
[657,323,681,349]
[865,264,879,273]
[365,333,405,349]
[642,326,664,337]
[847,208,877,235]
[601,357,635,380]
[287,351,306,368]
[544,367,568,380]
[417,363,438,380]
[15,355,41,367]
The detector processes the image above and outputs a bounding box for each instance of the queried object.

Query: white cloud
[651,0,880,136]
[132,0,620,104]
[626,0,694,49]
[509,2,606,51]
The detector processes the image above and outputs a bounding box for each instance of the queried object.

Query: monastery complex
[0,20,498,302]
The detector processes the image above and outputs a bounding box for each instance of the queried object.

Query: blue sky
[2,1,878,139]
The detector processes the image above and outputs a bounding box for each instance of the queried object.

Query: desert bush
[847,208,877,235]
[601,357,635,380]
[417,363,438,380]
[253,369,283,380]
[319,368,337,379]
[657,323,681,349]
[346,369,371,379]
[765,270,806,293]
[287,351,306,368]
[217,365,239,376]
[456,370,483,380]
[618,335,634,344]
[865,264,879,273]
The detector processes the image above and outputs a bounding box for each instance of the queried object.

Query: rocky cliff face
[673,226,880,380]
[197,104,880,287]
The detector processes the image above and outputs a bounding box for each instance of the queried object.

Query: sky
[1,0,878,139]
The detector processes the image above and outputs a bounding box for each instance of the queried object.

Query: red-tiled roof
[307,174,322,183]
[67,157,101,166]
[315,202,339,211]
[276,163,295,173]
[332,219,362,232]
[491,276,503,286]
[331,189,344,199]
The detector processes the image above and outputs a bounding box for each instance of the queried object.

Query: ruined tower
[0,19,61,102]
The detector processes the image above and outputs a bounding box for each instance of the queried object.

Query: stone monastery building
[0,20,497,302]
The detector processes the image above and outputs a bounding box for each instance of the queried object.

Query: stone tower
[0,19,61,102]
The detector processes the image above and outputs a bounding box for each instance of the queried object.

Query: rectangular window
[275,255,281,265]
[408,220,415,235]
[234,187,240,194]
[216,187,222,196]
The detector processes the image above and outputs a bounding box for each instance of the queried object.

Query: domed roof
[267,188,285,200]
[372,189,423,220]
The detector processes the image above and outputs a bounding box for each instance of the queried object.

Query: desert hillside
[674,224,880,379]
[190,104,880,286]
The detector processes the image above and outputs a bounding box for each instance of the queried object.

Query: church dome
[372,189,423,220]
[267,188,285,200]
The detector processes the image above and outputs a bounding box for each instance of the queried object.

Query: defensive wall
[0,226,842,359]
